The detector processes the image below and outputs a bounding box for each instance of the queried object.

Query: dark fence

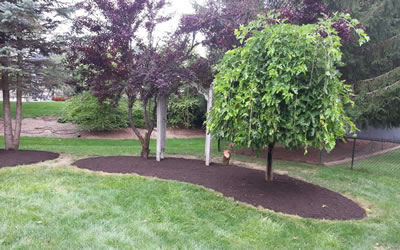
[231,137,400,168]
[306,136,400,168]
[340,136,400,169]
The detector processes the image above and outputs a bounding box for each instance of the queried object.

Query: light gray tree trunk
[156,95,167,161]
[205,87,213,166]
[2,71,20,150]
[13,65,23,149]
[1,58,23,151]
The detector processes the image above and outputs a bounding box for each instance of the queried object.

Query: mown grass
[0,136,225,158]
[0,101,66,118]
[0,136,400,249]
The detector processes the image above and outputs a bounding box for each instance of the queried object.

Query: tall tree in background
[325,0,400,81]
[0,0,70,150]
[70,0,194,158]
[179,0,365,98]
[179,0,269,73]
[325,0,400,128]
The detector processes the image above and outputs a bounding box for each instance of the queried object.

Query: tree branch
[143,98,152,131]
[127,94,145,145]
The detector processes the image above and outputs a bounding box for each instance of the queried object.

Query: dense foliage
[326,0,400,128]
[0,0,71,150]
[179,0,362,56]
[324,0,400,81]
[63,92,130,132]
[208,14,368,180]
[178,0,366,106]
[168,86,207,129]
[63,87,205,131]
[349,67,400,128]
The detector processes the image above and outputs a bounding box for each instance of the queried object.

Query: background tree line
[324,0,400,128]
[2,0,399,154]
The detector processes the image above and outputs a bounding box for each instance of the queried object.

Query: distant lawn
[0,136,400,249]
[0,136,215,158]
[0,101,66,118]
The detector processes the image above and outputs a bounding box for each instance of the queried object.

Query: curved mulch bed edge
[0,150,59,169]
[73,156,366,220]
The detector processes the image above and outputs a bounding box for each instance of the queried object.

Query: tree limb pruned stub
[190,82,209,101]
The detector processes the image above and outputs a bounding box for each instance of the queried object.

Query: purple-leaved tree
[179,0,365,66]
[69,0,194,158]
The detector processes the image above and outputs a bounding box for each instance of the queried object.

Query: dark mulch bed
[73,156,366,220]
[0,150,59,169]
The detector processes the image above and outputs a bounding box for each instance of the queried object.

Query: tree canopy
[208,13,368,180]
[179,0,365,91]
[69,0,194,158]
[0,0,71,150]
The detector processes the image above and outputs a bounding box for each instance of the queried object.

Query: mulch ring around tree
[73,156,366,220]
[0,150,59,169]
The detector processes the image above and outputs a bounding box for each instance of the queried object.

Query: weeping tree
[70,0,193,158]
[180,0,278,163]
[208,13,369,181]
[0,0,70,150]
[179,0,367,164]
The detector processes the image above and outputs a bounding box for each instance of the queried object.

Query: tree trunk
[1,72,17,150]
[205,87,213,166]
[141,136,150,159]
[266,143,275,181]
[127,96,147,157]
[13,56,23,149]
[127,95,155,159]
[156,94,167,161]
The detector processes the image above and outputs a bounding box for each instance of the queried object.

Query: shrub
[52,96,69,101]
[62,92,135,132]
[168,87,207,128]
[127,100,146,129]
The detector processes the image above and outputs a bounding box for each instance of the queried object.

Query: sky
[58,0,203,37]
[56,0,206,55]
[156,0,206,55]
[159,0,200,33]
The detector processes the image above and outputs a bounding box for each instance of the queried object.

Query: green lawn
[0,101,66,118]
[0,136,400,249]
